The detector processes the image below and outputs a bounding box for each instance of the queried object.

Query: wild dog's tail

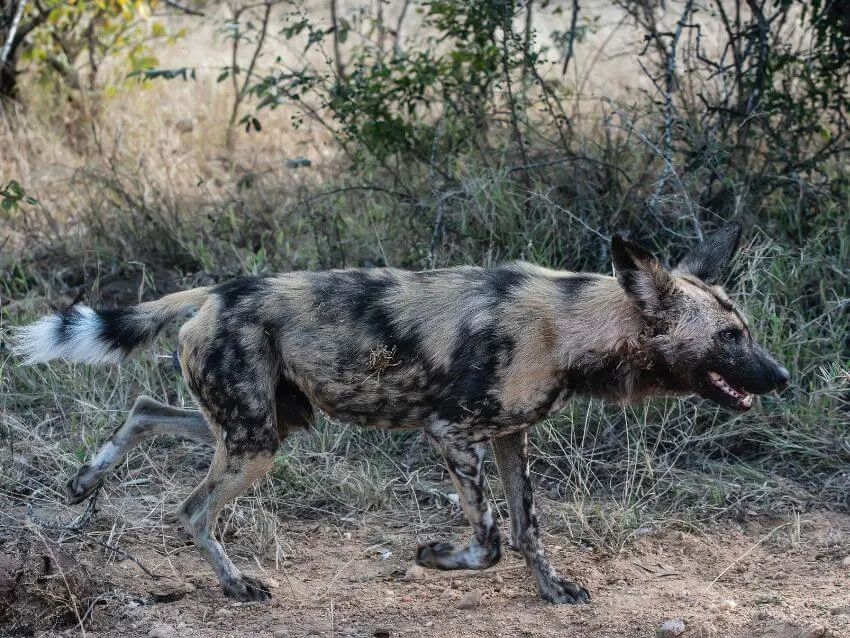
[12,286,212,365]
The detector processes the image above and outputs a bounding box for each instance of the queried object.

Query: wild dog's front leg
[416,439,502,570]
[492,430,590,604]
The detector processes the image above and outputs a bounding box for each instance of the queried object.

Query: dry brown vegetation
[1,1,849,636]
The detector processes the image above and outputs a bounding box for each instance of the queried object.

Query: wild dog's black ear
[611,234,674,316]
[676,222,742,284]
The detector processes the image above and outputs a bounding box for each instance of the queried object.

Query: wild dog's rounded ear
[676,222,742,284]
[611,234,674,316]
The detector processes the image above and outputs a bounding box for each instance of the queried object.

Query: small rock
[174,118,194,134]
[404,565,426,580]
[831,606,850,615]
[373,629,391,638]
[285,156,312,169]
[148,624,178,638]
[215,608,233,618]
[718,599,738,612]
[457,589,483,609]
[841,556,850,567]
[267,578,280,589]
[657,618,686,638]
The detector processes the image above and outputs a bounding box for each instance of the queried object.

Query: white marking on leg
[90,441,121,471]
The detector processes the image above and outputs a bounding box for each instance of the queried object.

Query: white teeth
[708,371,754,406]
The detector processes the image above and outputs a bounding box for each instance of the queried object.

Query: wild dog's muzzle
[703,346,789,411]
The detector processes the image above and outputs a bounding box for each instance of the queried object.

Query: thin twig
[560,0,580,76]
[427,189,463,270]
[704,522,788,592]
[393,0,411,53]
[330,0,344,79]
[26,498,160,579]
[501,0,531,215]
[161,0,205,17]
[649,0,701,241]
[26,492,100,533]
[226,0,273,149]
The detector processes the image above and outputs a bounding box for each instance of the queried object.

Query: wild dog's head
[612,223,789,411]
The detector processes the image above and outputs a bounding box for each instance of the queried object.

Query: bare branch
[0,0,26,64]
[648,0,702,241]
[161,0,205,17]
[330,0,344,79]
[560,0,579,76]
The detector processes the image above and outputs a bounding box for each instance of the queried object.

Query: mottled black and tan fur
[13,222,789,604]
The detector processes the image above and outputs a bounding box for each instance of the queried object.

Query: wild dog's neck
[552,275,642,358]
[551,274,663,402]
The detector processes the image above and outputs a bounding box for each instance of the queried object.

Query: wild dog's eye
[718,328,741,343]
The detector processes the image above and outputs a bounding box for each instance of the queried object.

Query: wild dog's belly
[290,359,567,434]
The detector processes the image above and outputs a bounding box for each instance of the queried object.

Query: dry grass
[1,7,848,632]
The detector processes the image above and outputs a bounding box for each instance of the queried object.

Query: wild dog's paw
[415,540,459,570]
[66,465,102,505]
[415,539,500,571]
[221,574,272,602]
[539,577,590,605]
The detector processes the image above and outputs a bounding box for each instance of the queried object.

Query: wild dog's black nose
[774,365,790,389]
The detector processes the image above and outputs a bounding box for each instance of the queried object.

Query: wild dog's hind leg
[176,442,275,602]
[67,396,213,505]
[416,438,502,570]
[492,430,589,604]
[177,317,286,602]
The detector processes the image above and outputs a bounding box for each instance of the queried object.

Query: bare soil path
[5,510,849,638]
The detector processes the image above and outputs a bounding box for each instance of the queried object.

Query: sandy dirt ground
[4,508,849,638]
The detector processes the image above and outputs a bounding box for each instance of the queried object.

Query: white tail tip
[12,306,124,365]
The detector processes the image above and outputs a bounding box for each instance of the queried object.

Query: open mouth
[708,371,753,409]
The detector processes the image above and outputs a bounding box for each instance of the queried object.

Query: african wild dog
[13,222,789,604]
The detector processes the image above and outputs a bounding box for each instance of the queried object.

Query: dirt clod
[457,589,483,609]
[150,580,189,603]
[148,623,178,638]
[718,599,739,612]
[0,537,97,634]
[657,618,685,637]
[404,564,426,580]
